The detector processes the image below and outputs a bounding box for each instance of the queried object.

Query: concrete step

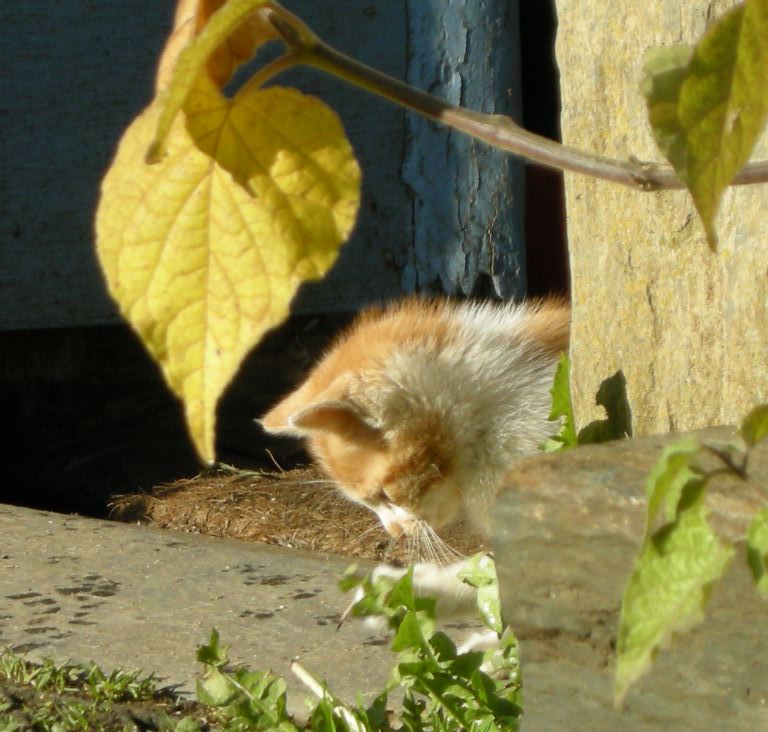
[0,504,395,716]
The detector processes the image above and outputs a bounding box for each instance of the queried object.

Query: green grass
[0,554,519,731]
[0,649,207,731]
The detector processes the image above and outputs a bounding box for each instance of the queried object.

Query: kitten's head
[260,374,462,538]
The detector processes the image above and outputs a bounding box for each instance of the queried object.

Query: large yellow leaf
[96,80,360,463]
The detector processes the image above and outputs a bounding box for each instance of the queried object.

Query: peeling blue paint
[403,0,525,299]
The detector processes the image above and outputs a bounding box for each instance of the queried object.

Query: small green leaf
[476,586,503,634]
[741,404,768,447]
[640,45,694,162]
[457,553,497,588]
[337,564,364,593]
[458,554,503,632]
[615,503,734,704]
[429,631,458,662]
[392,611,433,652]
[747,508,768,598]
[642,1,768,249]
[174,718,204,732]
[643,437,701,536]
[196,628,228,668]
[387,569,417,611]
[542,354,577,451]
[310,696,337,731]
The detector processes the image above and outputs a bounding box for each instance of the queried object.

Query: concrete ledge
[0,505,393,715]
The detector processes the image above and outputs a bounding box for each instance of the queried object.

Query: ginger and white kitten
[261,297,569,622]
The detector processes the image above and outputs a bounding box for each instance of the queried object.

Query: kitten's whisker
[419,525,436,564]
[357,522,385,541]
[422,523,464,565]
[258,478,338,488]
[414,520,441,565]
[409,527,420,563]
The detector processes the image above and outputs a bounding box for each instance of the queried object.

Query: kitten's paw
[342,560,479,634]
[370,564,409,585]
[339,564,404,633]
[456,629,500,655]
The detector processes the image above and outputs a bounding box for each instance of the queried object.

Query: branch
[260,4,768,192]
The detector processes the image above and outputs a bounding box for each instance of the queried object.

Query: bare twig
[257,3,768,192]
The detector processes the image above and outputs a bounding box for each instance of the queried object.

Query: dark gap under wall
[0,316,350,516]
[519,0,569,298]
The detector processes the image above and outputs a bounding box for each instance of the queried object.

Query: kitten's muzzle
[375,504,417,539]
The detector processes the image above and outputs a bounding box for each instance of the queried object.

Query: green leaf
[747,508,768,598]
[196,667,236,707]
[643,437,702,537]
[457,553,497,588]
[741,404,768,447]
[392,611,433,652]
[363,694,389,731]
[337,564,364,593]
[429,631,458,662]
[542,354,578,451]
[641,1,768,249]
[310,696,337,731]
[476,586,503,634]
[615,503,734,704]
[458,554,503,632]
[173,718,203,732]
[640,45,694,162]
[387,569,417,612]
[196,628,228,668]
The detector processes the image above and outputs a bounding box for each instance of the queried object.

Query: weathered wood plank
[1,1,524,331]
[403,0,525,298]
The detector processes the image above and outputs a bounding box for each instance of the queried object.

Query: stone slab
[494,427,768,731]
[555,0,768,434]
[0,505,395,716]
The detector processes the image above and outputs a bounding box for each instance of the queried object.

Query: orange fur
[516,297,570,356]
[261,297,570,538]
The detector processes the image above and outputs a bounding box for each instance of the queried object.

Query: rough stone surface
[555,0,768,434]
[494,428,768,731]
[0,507,396,716]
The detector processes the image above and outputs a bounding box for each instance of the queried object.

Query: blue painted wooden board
[403,1,525,299]
[0,1,523,330]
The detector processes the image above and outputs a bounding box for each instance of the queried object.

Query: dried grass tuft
[110,466,484,564]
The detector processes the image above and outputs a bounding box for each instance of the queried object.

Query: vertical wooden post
[403,0,525,299]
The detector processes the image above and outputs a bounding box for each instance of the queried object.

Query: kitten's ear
[289,401,383,444]
[261,397,382,444]
[259,394,306,437]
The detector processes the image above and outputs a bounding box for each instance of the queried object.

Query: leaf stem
[259,4,768,191]
[699,443,749,480]
[239,48,308,94]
